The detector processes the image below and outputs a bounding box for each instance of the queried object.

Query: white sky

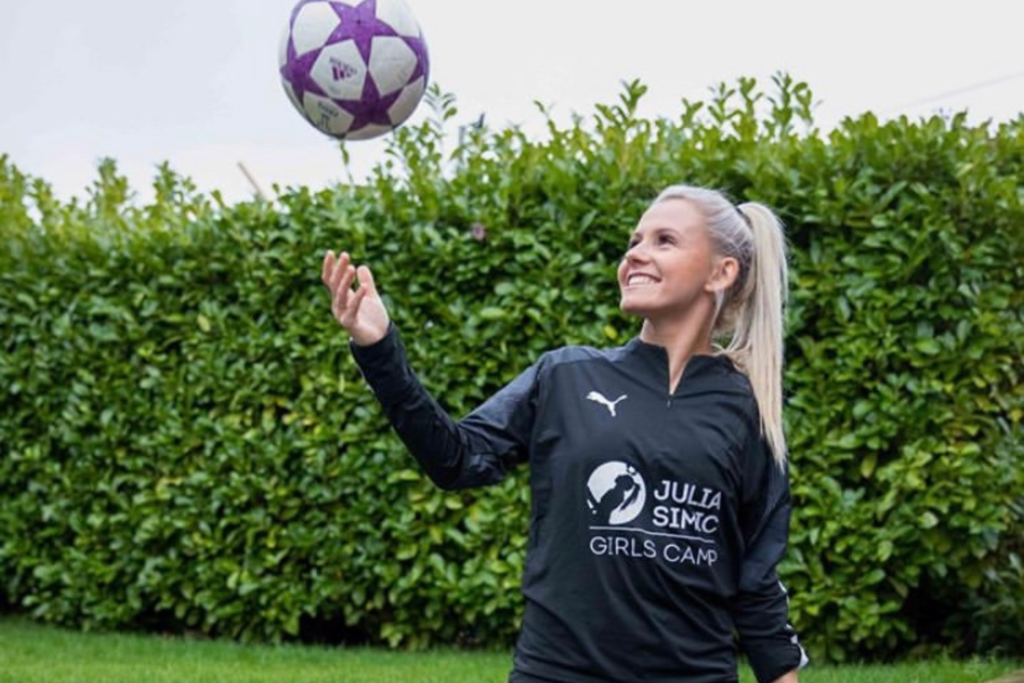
[1,0,1022,204]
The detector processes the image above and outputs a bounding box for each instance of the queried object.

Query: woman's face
[617,199,720,322]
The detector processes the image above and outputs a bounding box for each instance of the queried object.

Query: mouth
[624,273,660,288]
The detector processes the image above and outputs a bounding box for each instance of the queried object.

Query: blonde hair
[654,185,789,466]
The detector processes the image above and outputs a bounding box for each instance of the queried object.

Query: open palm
[321,250,390,347]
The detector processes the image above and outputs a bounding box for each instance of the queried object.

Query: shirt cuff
[746,639,807,683]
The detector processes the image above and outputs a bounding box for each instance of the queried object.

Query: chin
[619,297,651,317]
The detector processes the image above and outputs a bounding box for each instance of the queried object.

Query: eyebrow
[629,226,683,240]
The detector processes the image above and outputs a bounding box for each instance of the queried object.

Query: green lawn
[0,617,1019,683]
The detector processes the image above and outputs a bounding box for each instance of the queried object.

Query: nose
[624,242,650,264]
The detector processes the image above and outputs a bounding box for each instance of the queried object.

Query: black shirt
[351,325,806,683]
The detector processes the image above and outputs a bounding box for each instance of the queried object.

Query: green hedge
[1,77,1022,660]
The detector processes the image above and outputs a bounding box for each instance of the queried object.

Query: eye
[626,236,641,251]
[657,233,676,246]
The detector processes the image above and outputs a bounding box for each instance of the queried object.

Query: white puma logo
[586,391,628,417]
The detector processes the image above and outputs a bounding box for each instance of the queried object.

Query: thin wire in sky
[893,69,1024,112]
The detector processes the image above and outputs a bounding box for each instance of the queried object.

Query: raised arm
[322,250,539,490]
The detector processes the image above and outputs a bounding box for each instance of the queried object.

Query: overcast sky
[1,0,1021,204]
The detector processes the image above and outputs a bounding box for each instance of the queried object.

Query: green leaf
[914,338,940,355]
[477,307,505,321]
[920,512,940,529]
[860,453,878,479]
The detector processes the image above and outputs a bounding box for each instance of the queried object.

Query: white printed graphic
[586,391,628,417]
[587,465,724,567]
[586,461,646,525]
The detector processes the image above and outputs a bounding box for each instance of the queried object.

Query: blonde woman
[322,185,807,683]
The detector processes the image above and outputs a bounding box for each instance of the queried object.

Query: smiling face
[617,198,731,325]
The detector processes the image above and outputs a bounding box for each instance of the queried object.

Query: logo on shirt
[586,461,646,525]
[586,391,628,417]
[586,460,722,568]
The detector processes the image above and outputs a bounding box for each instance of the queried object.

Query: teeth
[628,275,658,285]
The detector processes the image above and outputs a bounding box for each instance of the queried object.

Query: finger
[329,254,353,295]
[329,251,350,291]
[339,265,357,296]
[332,292,345,322]
[356,265,378,297]
[341,283,368,326]
[321,250,336,286]
[333,265,357,314]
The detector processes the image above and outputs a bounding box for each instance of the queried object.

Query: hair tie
[736,204,752,227]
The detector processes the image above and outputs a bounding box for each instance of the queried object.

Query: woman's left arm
[732,435,807,683]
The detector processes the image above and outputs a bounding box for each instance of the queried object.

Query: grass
[0,616,1019,683]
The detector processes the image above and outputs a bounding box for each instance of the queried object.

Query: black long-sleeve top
[350,324,806,683]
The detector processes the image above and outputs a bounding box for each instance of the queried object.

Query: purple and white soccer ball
[278,0,430,141]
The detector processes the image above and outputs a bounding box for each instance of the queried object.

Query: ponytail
[729,202,788,466]
[653,186,789,466]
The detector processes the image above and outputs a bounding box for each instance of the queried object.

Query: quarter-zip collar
[623,336,742,399]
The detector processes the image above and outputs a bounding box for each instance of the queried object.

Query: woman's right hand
[321,250,391,347]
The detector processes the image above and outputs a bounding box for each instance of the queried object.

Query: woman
[321,185,807,683]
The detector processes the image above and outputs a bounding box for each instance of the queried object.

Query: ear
[705,256,740,294]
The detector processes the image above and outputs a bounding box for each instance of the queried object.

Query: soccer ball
[278,0,430,141]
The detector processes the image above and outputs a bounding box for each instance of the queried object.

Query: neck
[639,313,716,394]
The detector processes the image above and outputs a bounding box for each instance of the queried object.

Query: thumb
[357,265,378,296]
